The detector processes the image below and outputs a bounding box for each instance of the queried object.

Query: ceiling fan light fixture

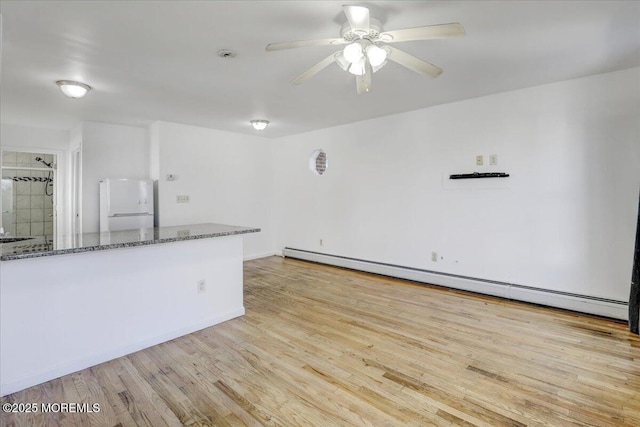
[371,60,387,73]
[348,58,366,76]
[334,52,350,71]
[366,44,387,67]
[250,119,269,131]
[56,80,91,98]
[343,42,363,64]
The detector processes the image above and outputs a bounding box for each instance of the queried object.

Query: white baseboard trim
[0,307,245,397]
[244,251,279,261]
[283,248,628,321]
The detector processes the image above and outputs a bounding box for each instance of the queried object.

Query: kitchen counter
[0,223,260,260]
[1,222,259,396]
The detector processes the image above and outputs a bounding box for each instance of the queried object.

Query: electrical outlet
[176,195,190,203]
[166,174,177,181]
[320,239,323,246]
[490,154,498,165]
[177,229,190,238]
[476,155,484,166]
[197,280,206,293]
[431,252,438,262]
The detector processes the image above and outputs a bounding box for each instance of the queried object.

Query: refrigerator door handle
[111,213,153,217]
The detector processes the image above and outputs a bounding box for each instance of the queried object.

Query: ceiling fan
[266,5,465,94]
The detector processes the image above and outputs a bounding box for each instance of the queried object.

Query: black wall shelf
[449,172,510,180]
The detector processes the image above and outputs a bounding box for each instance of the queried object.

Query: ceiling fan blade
[266,38,347,51]
[380,23,465,43]
[343,5,370,34]
[291,54,337,85]
[386,46,442,78]
[356,61,372,94]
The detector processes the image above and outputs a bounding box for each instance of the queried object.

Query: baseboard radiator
[282,247,628,321]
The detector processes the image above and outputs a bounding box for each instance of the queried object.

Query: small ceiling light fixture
[250,119,269,131]
[56,80,92,99]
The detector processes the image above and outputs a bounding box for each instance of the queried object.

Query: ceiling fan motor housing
[341,18,382,42]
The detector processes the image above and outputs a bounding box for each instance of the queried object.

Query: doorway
[1,151,56,238]
[630,191,640,334]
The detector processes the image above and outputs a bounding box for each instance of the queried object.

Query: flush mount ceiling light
[266,5,465,94]
[56,80,92,98]
[250,120,269,131]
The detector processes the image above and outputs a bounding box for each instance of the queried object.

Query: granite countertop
[0,223,260,261]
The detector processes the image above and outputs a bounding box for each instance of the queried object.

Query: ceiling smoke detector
[217,49,237,58]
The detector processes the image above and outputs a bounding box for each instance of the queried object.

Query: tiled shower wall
[1,151,55,237]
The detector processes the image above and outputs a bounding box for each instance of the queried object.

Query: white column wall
[150,121,275,259]
[80,122,149,233]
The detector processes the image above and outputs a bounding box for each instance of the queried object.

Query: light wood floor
[2,256,639,426]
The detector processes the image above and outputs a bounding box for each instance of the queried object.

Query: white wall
[0,124,70,151]
[151,121,274,259]
[81,122,148,232]
[273,67,640,303]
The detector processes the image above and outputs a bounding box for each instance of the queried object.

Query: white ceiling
[1,1,638,138]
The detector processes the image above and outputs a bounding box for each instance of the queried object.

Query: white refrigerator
[99,179,154,232]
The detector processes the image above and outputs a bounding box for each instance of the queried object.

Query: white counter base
[1,235,245,396]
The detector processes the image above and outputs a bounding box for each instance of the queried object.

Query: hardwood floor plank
[301,364,452,426]
[200,334,371,426]
[89,361,140,427]
[117,357,183,427]
[59,375,89,427]
[145,342,241,426]
[126,351,212,427]
[40,379,65,427]
[74,368,119,427]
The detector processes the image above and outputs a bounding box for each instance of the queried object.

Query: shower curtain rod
[2,176,53,183]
